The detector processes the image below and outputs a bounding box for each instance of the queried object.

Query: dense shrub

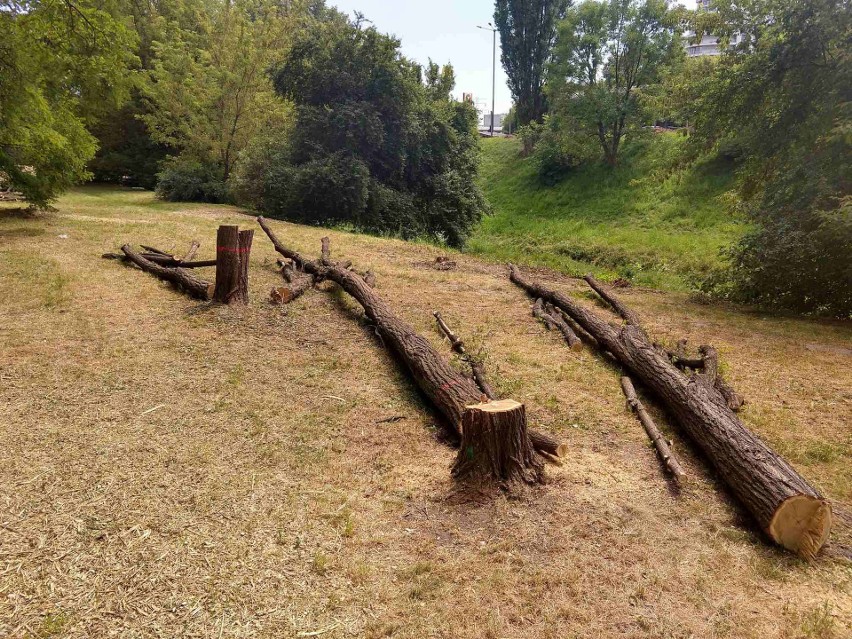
[238,17,488,247]
[155,157,229,203]
[692,0,851,317]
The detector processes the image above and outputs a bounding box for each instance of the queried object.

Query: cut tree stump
[120,244,213,300]
[256,217,565,466]
[213,225,251,304]
[237,230,254,305]
[621,376,687,484]
[509,263,832,558]
[452,399,543,486]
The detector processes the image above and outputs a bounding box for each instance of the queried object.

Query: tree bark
[214,225,241,303]
[120,244,213,300]
[452,400,543,486]
[257,217,565,461]
[179,240,200,263]
[532,299,583,351]
[584,273,641,326]
[236,229,253,304]
[509,264,832,558]
[621,376,687,485]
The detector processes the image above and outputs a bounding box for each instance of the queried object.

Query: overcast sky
[330,0,513,115]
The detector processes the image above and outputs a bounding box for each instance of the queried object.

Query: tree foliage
[235,16,487,247]
[138,0,306,201]
[546,0,680,166]
[0,0,136,206]
[693,0,851,316]
[494,0,569,127]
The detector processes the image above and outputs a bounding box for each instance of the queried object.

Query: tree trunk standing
[452,400,543,486]
[214,225,251,304]
[508,264,832,558]
[236,229,254,304]
[256,217,565,464]
[214,225,240,303]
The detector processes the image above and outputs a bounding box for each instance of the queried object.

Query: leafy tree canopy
[494,0,569,127]
[237,16,487,246]
[0,0,137,206]
[547,0,681,166]
[692,0,851,316]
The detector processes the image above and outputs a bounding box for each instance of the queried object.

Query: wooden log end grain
[769,496,832,560]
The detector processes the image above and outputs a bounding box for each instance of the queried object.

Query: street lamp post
[477,23,498,137]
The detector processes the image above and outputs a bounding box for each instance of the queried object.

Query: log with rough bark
[509,263,832,558]
[452,400,543,486]
[257,217,564,466]
[433,311,496,400]
[103,252,217,268]
[120,244,213,300]
[533,299,583,351]
[621,376,687,484]
[584,273,641,326]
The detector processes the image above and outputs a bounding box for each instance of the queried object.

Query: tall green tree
[138,0,314,202]
[0,0,136,206]
[547,0,680,165]
[494,0,569,126]
[692,0,851,316]
[240,16,487,246]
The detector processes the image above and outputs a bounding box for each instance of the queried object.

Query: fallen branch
[584,273,641,326]
[120,244,212,300]
[509,264,831,558]
[257,218,564,466]
[621,376,687,484]
[433,311,495,399]
[532,299,583,351]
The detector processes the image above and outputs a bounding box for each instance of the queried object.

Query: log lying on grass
[532,298,583,351]
[509,264,832,558]
[257,217,563,475]
[120,244,213,300]
[621,376,687,485]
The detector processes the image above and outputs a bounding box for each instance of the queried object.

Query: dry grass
[1,186,850,639]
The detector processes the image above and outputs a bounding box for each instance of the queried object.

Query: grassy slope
[1,188,850,638]
[469,134,747,290]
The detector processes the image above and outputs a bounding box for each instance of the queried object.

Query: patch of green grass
[469,134,748,290]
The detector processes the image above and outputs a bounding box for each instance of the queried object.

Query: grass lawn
[1,187,850,638]
[469,134,748,290]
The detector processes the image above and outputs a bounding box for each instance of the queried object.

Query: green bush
[242,16,488,247]
[155,157,229,203]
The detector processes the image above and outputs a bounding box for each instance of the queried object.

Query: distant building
[481,112,507,131]
[682,0,743,57]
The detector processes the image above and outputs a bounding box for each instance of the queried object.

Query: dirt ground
[1,187,850,638]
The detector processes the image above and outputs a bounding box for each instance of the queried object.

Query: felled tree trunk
[256,217,564,466]
[120,244,213,300]
[452,400,543,486]
[509,264,832,558]
[532,298,582,351]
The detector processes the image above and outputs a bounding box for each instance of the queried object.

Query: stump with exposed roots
[452,399,543,487]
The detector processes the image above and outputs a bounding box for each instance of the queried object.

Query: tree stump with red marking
[214,225,252,304]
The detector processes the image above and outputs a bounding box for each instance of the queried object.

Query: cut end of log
[466,398,520,413]
[768,496,832,559]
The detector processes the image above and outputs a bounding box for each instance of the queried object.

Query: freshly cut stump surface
[452,399,543,487]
